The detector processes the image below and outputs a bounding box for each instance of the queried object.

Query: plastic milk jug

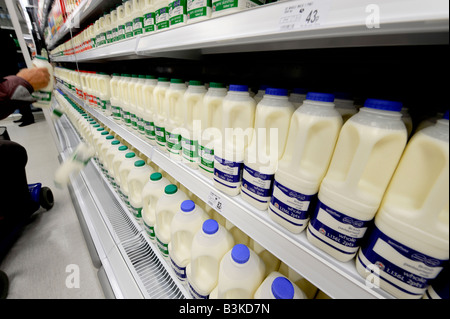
[199,82,227,178]
[356,111,449,299]
[209,244,265,299]
[119,74,132,127]
[154,184,188,258]
[132,0,144,36]
[116,3,126,41]
[241,88,294,210]
[182,81,206,168]
[154,0,170,31]
[142,75,158,143]
[97,134,115,171]
[254,271,306,299]
[186,0,211,24]
[104,140,123,184]
[110,73,121,120]
[334,92,357,123]
[118,152,142,207]
[169,0,187,28]
[165,79,187,159]
[124,0,134,38]
[54,143,95,187]
[289,88,307,109]
[142,0,156,33]
[278,262,318,299]
[141,172,170,239]
[133,75,146,134]
[111,145,130,188]
[307,99,408,262]
[269,92,342,234]
[31,56,54,108]
[127,160,154,221]
[186,219,235,299]
[153,77,171,151]
[128,75,139,130]
[213,85,256,196]
[169,200,209,281]
[110,7,118,42]
[97,72,111,113]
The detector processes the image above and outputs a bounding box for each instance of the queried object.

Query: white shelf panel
[58,84,395,299]
[50,0,448,62]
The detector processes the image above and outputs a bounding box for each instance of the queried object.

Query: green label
[182,137,199,162]
[131,204,142,219]
[166,131,182,153]
[106,30,112,43]
[187,0,211,19]
[32,90,52,102]
[155,7,170,30]
[133,16,143,35]
[118,25,126,40]
[212,0,238,12]
[143,12,155,32]
[145,121,156,139]
[125,21,134,38]
[123,111,131,124]
[169,0,187,26]
[111,105,122,119]
[155,125,166,145]
[144,221,155,239]
[200,144,214,172]
[157,236,169,257]
[112,27,118,42]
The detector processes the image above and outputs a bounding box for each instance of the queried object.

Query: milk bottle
[141,172,170,239]
[31,56,54,108]
[186,0,211,24]
[143,0,156,33]
[110,7,118,42]
[104,140,123,184]
[118,152,141,207]
[154,184,188,258]
[254,271,306,299]
[269,92,342,234]
[169,0,187,28]
[132,0,144,36]
[278,262,318,299]
[117,2,126,41]
[98,72,111,114]
[124,0,135,38]
[104,12,112,44]
[153,77,171,151]
[169,200,209,281]
[182,81,206,168]
[214,85,256,196]
[289,88,307,109]
[356,111,449,299]
[97,134,114,171]
[307,99,407,262]
[165,79,187,159]
[126,159,154,221]
[110,73,122,121]
[154,0,170,31]
[186,219,235,299]
[209,244,265,299]
[334,92,357,123]
[118,74,131,126]
[142,75,158,144]
[134,75,147,134]
[129,74,140,130]
[242,88,294,210]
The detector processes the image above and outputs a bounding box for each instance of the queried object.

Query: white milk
[242,88,294,210]
[334,92,357,123]
[356,112,449,299]
[127,159,154,222]
[254,271,306,299]
[110,7,118,43]
[211,0,264,18]
[154,0,170,32]
[269,92,342,234]
[209,244,265,299]
[142,0,156,34]
[31,56,54,108]
[97,134,115,171]
[97,72,111,114]
[289,88,307,109]
[169,0,187,28]
[182,81,207,168]
[116,3,126,41]
[128,75,139,130]
[186,0,211,24]
[153,77,171,151]
[307,99,407,262]
[165,79,187,160]
[278,262,318,299]
[141,172,170,240]
[119,74,132,127]
[132,0,144,36]
[134,75,147,135]
[104,140,123,185]
[186,219,235,299]
[154,184,188,258]
[213,85,256,196]
[124,0,134,39]
[199,82,227,178]
[142,75,158,144]
[118,152,141,207]
[169,200,209,281]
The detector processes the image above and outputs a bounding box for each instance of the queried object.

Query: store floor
[0,112,105,299]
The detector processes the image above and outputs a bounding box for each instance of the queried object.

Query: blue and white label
[269,179,316,226]
[358,225,447,297]
[170,257,187,281]
[241,165,274,203]
[213,156,243,188]
[308,200,371,255]
[188,282,209,299]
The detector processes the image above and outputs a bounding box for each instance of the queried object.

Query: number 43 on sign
[279,0,331,31]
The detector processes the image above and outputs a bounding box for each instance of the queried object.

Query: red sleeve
[0,76,34,101]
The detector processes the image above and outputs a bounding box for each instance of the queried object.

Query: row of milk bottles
[54,0,269,55]
[55,69,448,299]
[54,89,324,299]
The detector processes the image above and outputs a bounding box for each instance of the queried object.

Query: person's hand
[16,68,50,91]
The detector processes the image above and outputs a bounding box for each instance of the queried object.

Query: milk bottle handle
[342,136,375,190]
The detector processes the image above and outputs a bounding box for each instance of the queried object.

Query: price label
[279,0,331,31]
[208,190,224,213]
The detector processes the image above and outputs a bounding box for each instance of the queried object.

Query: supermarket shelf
[50,0,448,62]
[58,83,396,299]
[48,92,189,299]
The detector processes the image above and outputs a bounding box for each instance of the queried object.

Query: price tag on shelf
[207,190,225,213]
[279,0,331,31]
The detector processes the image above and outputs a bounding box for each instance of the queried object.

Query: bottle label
[155,7,170,30]
[188,282,209,299]
[212,0,238,12]
[170,257,187,281]
[130,204,142,220]
[155,125,166,146]
[166,131,182,153]
[269,179,317,226]
[133,16,143,35]
[137,117,145,133]
[358,225,447,297]
[214,155,243,187]
[169,0,187,26]
[143,220,155,239]
[125,21,134,38]
[111,104,122,119]
[241,165,274,202]
[156,236,169,257]
[143,12,155,32]
[181,137,199,162]
[199,144,214,173]
[130,113,137,128]
[145,121,156,140]
[187,0,211,20]
[122,111,131,125]
[32,90,52,102]
[308,199,371,255]
[118,24,126,40]
[112,27,118,41]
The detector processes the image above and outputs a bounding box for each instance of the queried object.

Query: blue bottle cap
[202,219,219,235]
[306,92,335,103]
[181,200,195,213]
[231,244,250,264]
[443,110,449,120]
[271,277,295,299]
[364,99,403,112]
[265,88,288,96]
[229,84,248,92]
